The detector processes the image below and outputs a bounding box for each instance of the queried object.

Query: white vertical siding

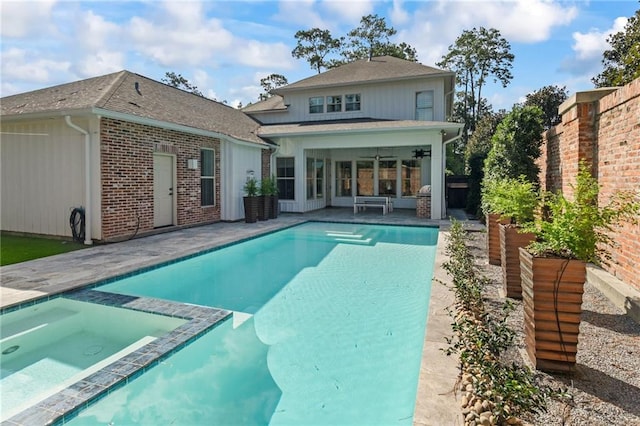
[1,119,85,237]
[255,78,446,124]
[220,141,263,221]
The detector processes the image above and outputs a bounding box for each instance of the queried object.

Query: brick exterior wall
[416,195,431,218]
[100,118,221,241]
[537,78,640,290]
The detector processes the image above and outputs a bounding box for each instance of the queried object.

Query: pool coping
[3,289,231,426]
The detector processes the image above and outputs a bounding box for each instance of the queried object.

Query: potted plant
[243,177,259,223]
[481,178,511,266]
[266,175,279,219]
[258,177,271,221]
[496,177,538,299]
[520,161,639,372]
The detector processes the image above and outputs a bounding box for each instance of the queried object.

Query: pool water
[0,298,186,421]
[69,222,438,425]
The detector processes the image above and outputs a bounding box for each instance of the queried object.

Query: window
[276,157,295,200]
[335,161,352,197]
[401,159,422,196]
[309,96,324,114]
[326,95,342,112]
[378,160,397,196]
[415,91,434,121]
[306,157,324,200]
[345,94,361,111]
[356,161,374,196]
[200,149,215,206]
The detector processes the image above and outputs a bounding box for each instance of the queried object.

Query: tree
[437,27,514,136]
[161,72,203,97]
[593,8,640,87]
[259,74,289,101]
[522,85,569,129]
[337,14,418,65]
[465,111,507,214]
[483,105,544,185]
[292,28,342,74]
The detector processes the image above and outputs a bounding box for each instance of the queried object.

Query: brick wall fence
[538,78,640,290]
[101,118,221,241]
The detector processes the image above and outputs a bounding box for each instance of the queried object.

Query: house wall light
[187,159,199,169]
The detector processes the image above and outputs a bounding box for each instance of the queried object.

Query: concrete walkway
[1,208,480,425]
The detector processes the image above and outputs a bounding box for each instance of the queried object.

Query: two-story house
[245,56,464,219]
[0,56,461,243]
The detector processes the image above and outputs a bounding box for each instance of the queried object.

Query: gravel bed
[464,231,640,426]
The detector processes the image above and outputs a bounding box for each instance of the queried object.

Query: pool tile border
[3,289,231,426]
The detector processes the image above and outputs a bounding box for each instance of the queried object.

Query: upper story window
[309,96,324,114]
[345,94,361,111]
[415,91,434,121]
[326,95,342,112]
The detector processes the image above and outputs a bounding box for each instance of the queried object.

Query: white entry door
[153,154,174,227]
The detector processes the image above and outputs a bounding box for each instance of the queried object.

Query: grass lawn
[1,234,86,266]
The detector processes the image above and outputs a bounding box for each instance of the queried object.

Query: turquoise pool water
[0,298,186,421]
[69,222,438,425]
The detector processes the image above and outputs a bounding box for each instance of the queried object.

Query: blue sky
[1,0,638,110]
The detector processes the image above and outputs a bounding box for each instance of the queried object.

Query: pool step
[1,306,79,343]
[324,230,376,245]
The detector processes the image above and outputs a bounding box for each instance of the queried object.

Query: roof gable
[275,56,452,93]
[1,71,266,146]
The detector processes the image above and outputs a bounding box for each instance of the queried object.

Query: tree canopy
[483,105,544,185]
[161,72,203,97]
[437,27,514,136]
[593,8,640,87]
[522,85,569,129]
[291,28,342,74]
[259,74,289,101]
[291,14,417,73]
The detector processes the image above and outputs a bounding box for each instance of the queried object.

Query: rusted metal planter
[519,247,586,372]
[486,213,510,265]
[500,224,535,299]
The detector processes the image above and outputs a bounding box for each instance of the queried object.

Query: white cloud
[321,0,374,24]
[273,0,327,28]
[232,40,296,69]
[77,50,124,77]
[77,10,121,51]
[1,48,70,83]
[389,0,410,26]
[0,0,57,37]
[434,0,577,43]
[572,16,627,61]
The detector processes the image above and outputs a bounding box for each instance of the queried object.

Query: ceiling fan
[360,148,395,161]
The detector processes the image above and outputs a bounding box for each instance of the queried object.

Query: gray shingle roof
[258,118,463,137]
[241,95,287,113]
[1,71,267,146]
[274,56,452,93]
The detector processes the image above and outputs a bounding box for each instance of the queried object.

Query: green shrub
[526,161,639,263]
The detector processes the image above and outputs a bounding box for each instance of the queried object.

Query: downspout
[441,129,463,218]
[65,116,92,245]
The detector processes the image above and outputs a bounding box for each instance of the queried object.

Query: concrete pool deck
[1,208,479,425]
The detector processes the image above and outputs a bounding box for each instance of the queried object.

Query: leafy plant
[243,177,259,197]
[442,220,562,423]
[526,161,639,263]
[260,175,278,196]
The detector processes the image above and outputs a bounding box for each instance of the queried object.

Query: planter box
[259,195,271,221]
[243,197,259,223]
[519,248,586,372]
[269,195,279,219]
[500,224,535,299]
[487,213,510,265]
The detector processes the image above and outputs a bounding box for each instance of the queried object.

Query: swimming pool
[0,298,187,421]
[68,222,438,424]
